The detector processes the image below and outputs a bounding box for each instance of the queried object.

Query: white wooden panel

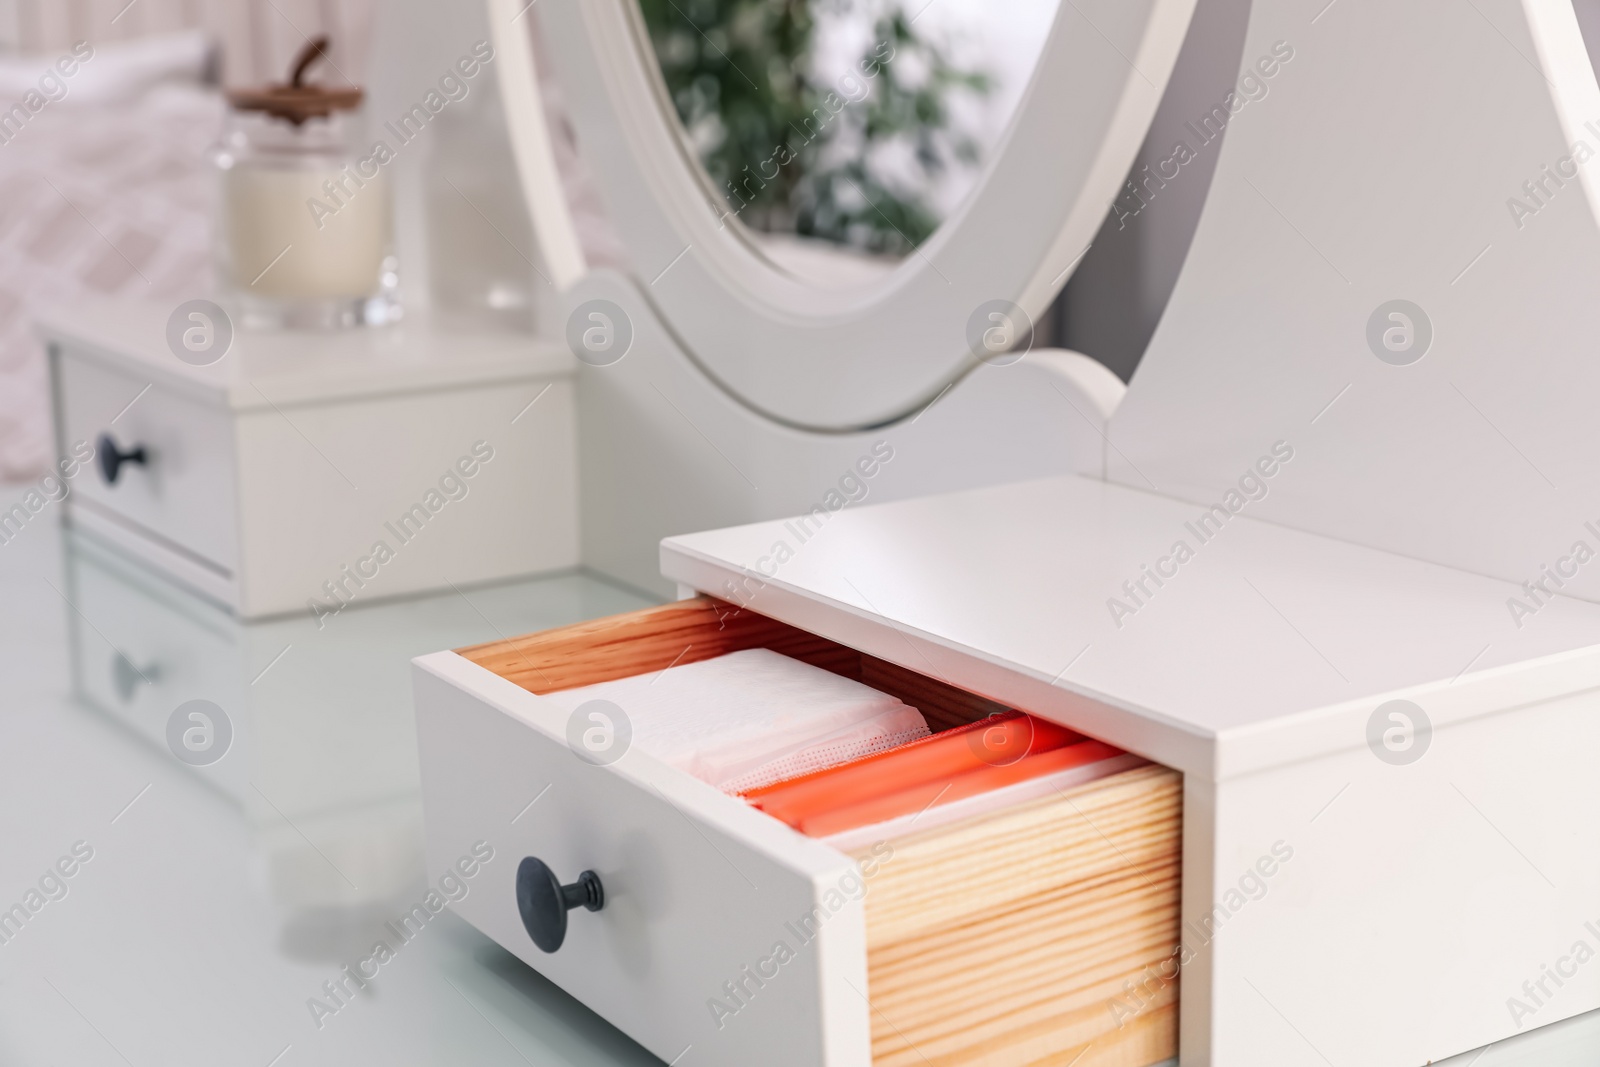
[1106,0,1600,603]
[660,475,1600,779]
[1192,689,1600,1066]
[231,376,578,617]
[35,299,574,412]
[574,270,1121,598]
[413,652,871,1067]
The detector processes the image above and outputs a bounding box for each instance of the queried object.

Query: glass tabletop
[0,486,1593,1066]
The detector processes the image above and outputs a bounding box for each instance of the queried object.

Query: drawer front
[421,597,1183,1066]
[55,348,240,572]
[414,653,871,1067]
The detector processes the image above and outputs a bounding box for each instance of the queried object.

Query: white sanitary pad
[546,648,930,793]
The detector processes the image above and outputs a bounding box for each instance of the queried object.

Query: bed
[0,0,371,478]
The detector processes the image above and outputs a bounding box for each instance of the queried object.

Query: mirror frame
[505,0,1197,430]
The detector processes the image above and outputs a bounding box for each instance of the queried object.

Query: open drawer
[414,597,1181,1066]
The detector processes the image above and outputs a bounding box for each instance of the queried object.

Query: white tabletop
[662,475,1600,779]
[0,495,651,1067]
[35,297,574,411]
[0,484,1593,1065]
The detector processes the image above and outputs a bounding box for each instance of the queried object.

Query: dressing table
[417,0,1600,1063]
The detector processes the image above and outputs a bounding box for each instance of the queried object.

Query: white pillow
[0,29,213,105]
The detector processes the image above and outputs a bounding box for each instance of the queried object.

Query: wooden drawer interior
[457,597,1181,1066]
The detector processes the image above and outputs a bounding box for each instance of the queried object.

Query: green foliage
[636,0,991,254]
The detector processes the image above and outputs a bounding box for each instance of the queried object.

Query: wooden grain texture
[456,596,853,694]
[460,598,1012,735]
[861,654,1016,732]
[855,765,1182,1067]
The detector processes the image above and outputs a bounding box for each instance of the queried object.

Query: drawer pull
[516,857,603,953]
[96,433,148,485]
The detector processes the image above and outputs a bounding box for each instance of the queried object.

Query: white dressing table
[414,0,1600,1062]
[6,481,1600,1065]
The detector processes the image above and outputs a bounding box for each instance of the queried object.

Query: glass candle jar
[215,42,399,330]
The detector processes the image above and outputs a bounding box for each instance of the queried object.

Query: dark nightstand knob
[516,856,603,953]
[96,433,147,485]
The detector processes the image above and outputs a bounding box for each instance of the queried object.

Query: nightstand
[40,298,577,619]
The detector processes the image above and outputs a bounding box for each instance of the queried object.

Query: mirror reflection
[637,0,1061,282]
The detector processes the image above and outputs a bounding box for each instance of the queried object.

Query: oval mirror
[521,0,1196,430]
[634,0,1062,288]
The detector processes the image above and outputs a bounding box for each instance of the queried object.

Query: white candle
[223,164,392,299]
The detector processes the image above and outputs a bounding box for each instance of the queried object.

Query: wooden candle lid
[227,36,361,125]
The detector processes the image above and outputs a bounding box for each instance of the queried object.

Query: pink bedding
[0,48,222,479]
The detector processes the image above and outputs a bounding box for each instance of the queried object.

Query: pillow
[0,30,214,105]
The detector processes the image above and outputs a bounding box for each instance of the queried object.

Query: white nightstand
[40,298,578,619]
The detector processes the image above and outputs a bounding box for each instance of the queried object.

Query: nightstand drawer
[415,598,1181,1067]
[56,348,240,574]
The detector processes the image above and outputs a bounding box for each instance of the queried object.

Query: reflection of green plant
[636,0,991,254]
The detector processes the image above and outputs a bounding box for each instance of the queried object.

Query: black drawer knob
[96,433,147,485]
[516,856,603,953]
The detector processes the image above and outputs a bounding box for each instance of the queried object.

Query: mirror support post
[486,0,587,292]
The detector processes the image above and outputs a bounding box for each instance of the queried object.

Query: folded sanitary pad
[545,648,930,793]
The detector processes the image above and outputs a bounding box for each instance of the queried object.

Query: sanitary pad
[546,648,930,793]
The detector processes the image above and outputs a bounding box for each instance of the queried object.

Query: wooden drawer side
[457,597,1011,731]
[854,765,1182,1067]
